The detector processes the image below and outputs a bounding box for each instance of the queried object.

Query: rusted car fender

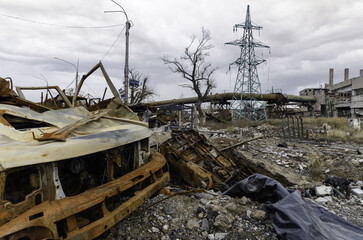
[0,153,169,240]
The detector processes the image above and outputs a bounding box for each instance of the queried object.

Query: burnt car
[0,65,169,239]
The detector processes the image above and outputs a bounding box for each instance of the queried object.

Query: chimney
[344,68,349,81]
[329,68,334,86]
[360,69,363,76]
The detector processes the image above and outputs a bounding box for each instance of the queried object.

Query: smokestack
[329,68,334,86]
[360,69,363,77]
[344,68,349,81]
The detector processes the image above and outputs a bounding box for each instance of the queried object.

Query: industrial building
[299,68,363,117]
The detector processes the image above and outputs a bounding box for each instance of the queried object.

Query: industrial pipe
[136,92,316,107]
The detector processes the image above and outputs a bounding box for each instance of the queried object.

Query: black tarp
[223,174,363,240]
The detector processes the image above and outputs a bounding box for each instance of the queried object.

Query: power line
[64,78,76,89]
[102,25,125,60]
[83,82,100,98]
[0,13,123,29]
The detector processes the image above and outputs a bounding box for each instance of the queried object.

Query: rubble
[315,185,334,196]
[104,188,278,240]
[102,123,363,239]
[104,180,362,240]
[351,188,363,198]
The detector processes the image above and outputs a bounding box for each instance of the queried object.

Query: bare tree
[162,27,216,124]
[128,69,155,104]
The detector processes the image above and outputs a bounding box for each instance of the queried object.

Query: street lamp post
[105,0,131,105]
[54,57,79,90]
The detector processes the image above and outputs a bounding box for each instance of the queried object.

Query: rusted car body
[160,130,246,191]
[0,69,169,239]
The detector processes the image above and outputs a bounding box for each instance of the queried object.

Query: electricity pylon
[226,5,269,121]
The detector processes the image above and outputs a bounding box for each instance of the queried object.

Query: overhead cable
[0,12,123,29]
[101,25,125,60]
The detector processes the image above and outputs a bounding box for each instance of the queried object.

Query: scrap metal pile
[160,130,253,191]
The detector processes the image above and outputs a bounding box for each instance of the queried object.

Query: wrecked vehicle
[160,130,251,191]
[0,67,169,239]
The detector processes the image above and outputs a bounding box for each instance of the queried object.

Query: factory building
[299,68,363,117]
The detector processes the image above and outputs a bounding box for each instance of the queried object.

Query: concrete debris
[351,188,363,198]
[208,232,228,240]
[201,219,210,232]
[251,209,267,220]
[315,185,334,196]
[213,211,234,230]
[104,189,278,240]
[186,219,200,230]
[151,227,160,233]
[104,181,363,240]
[315,196,333,204]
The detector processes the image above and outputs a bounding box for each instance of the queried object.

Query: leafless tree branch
[128,69,155,104]
[161,27,217,124]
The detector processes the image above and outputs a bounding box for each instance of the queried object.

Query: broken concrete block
[251,210,267,220]
[315,185,333,196]
[151,227,160,233]
[214,211,233,230]
[186,219,200,230]
[201,219,210,232]
[214,233,228,240]
[315,197,329,204]
[351,188,363,198]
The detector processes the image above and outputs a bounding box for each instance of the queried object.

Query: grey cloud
[1,0,363,102]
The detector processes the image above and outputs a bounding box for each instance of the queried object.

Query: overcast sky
[1,0,363,102]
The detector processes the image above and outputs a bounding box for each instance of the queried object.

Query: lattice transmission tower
[226,5,270,121]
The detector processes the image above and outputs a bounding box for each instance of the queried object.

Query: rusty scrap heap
[160,130,252,191]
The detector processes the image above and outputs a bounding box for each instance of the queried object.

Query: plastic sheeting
[223,174,363,240]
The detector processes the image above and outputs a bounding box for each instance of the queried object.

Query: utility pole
[105,0,132,105]
[75,58,79,89]
[226,5,270,121]
[124,20,130,105]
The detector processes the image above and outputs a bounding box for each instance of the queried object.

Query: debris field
[103,124,363,240]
